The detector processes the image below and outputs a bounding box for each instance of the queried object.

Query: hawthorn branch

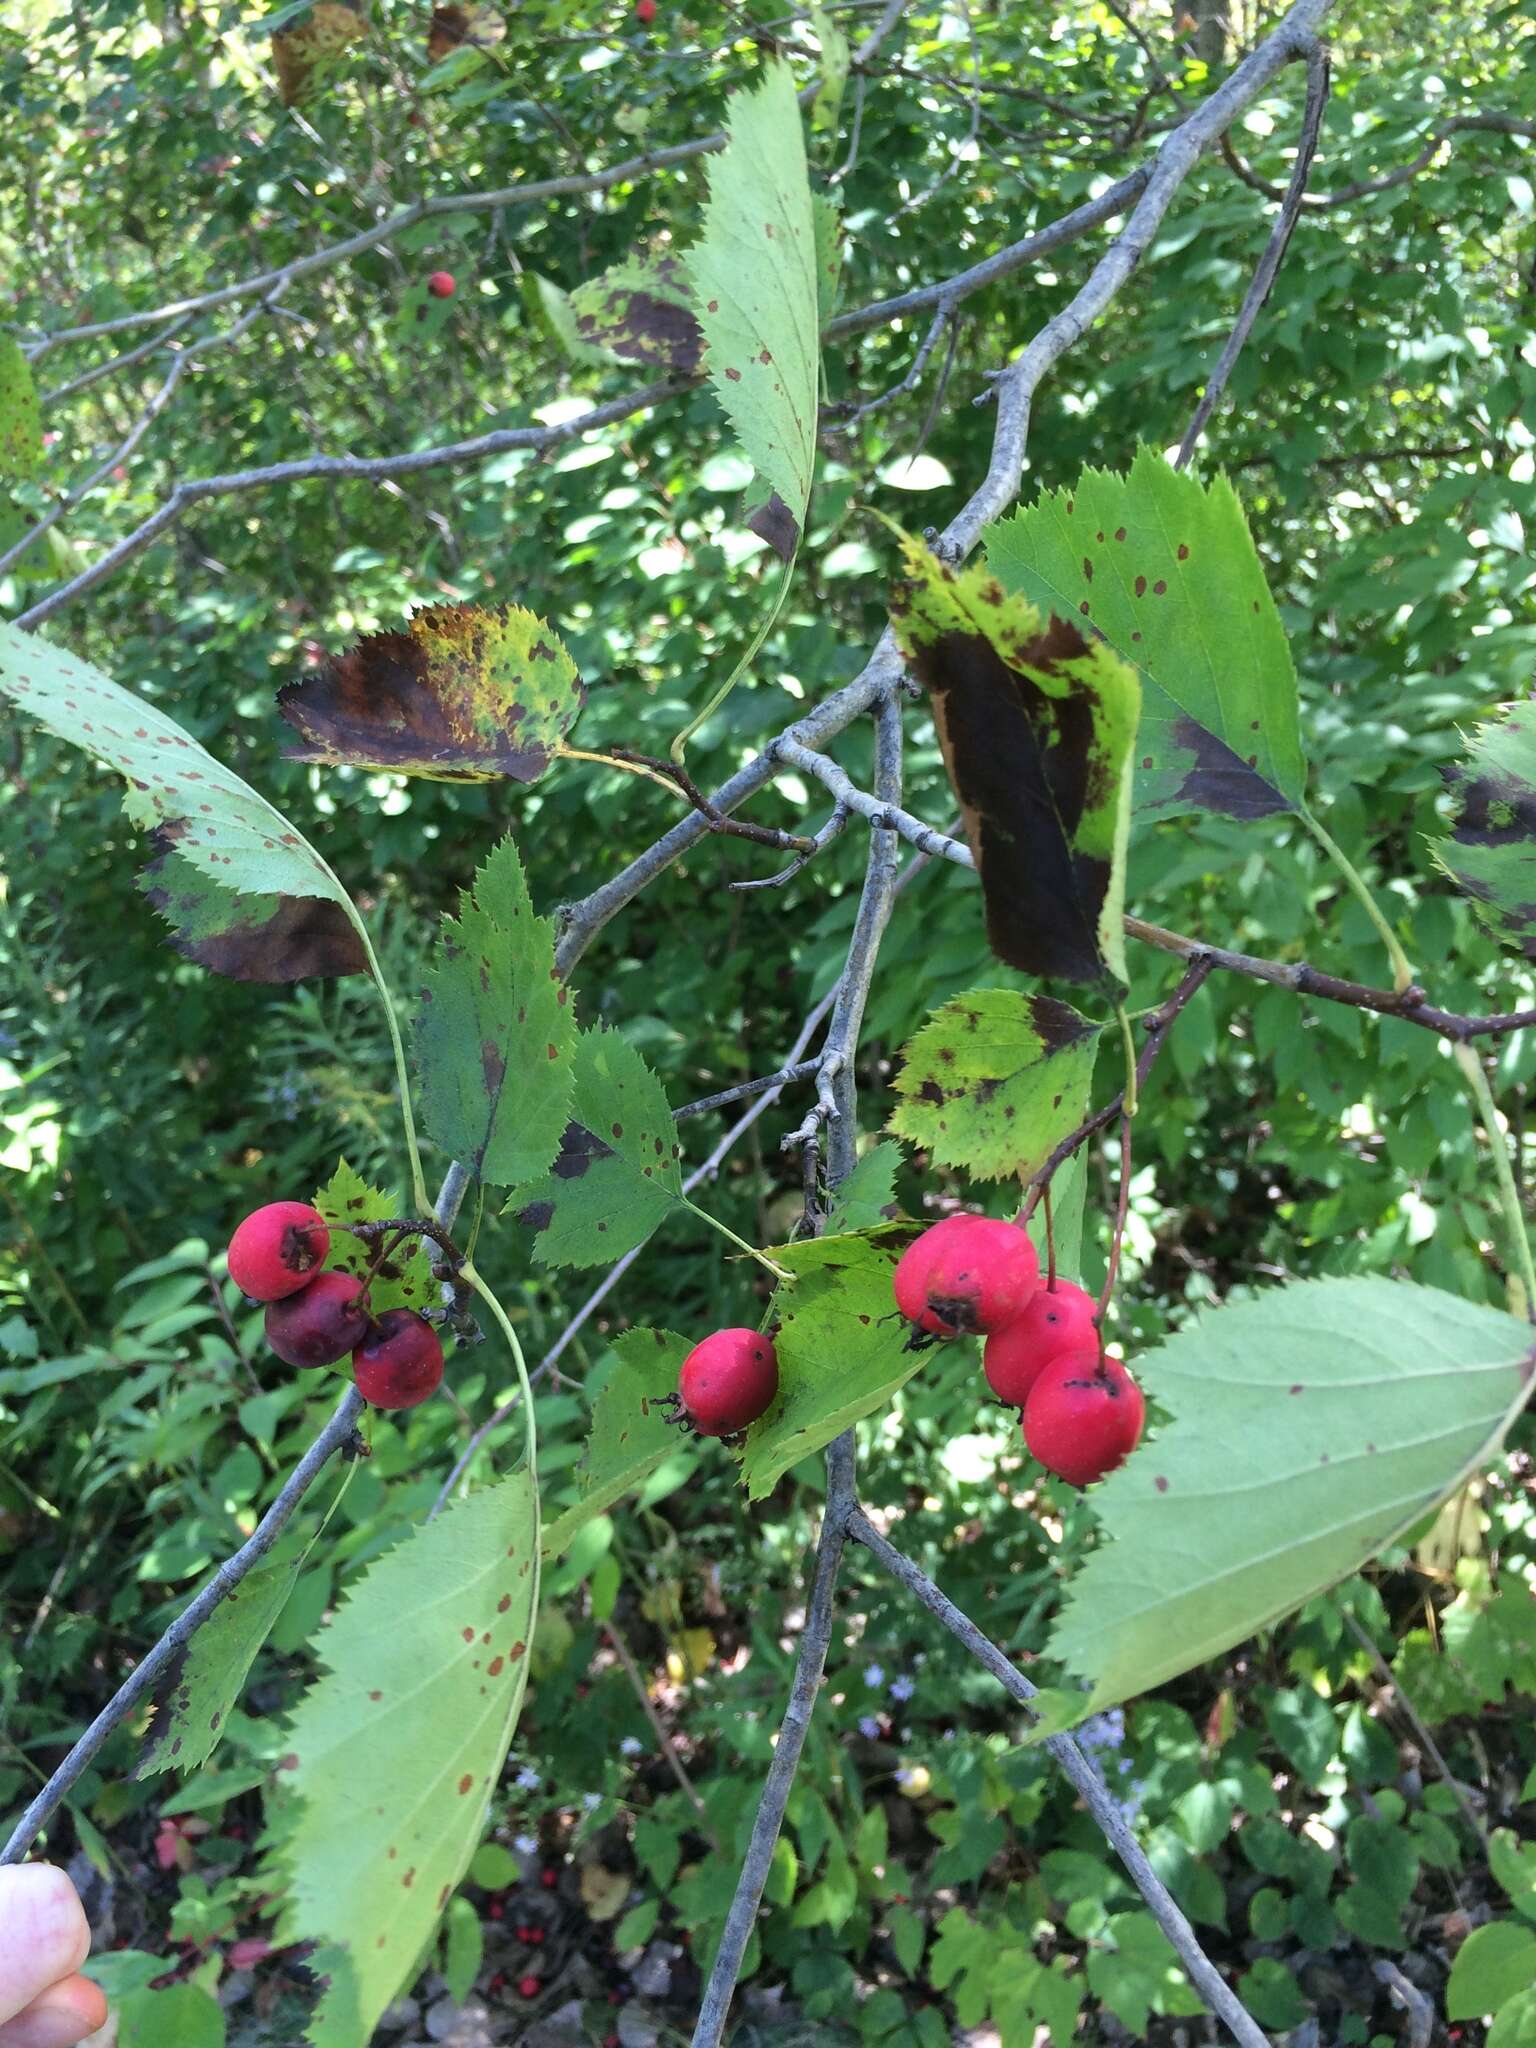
[690,1434,857,2048]
[15,377,682,632]
[1021,957,1214,1218]
[0,1384,366,1868]
[846,1510,1272,2048]
[1175,44,1330,470]
[1221,107,1536,210]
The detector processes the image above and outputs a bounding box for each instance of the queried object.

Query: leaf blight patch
[890,536,1139,987]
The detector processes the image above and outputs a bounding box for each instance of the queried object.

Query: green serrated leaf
[312,1160,436,1315]
[0,336,42,481]
[268,1470,538,2048]
[1048,1278,1534,1709]
[686,59,819,550]
[809,6,850,132]
[986,447,1306,821]
[508,1028,682,1267]
[137,1549,307,1779]
[414,837,574,1188]
[524,272,614,368]
[739,1229,922,1500]
[889,989,1100,1181]
[811,192,843,323]
[826,1142,901,1232]
[569,254,702,373]
[136,848,368,983]
[0,624,364,982]
[542,1328,691,1556]
[890,534,1139,985]
[1432,700,1536,958]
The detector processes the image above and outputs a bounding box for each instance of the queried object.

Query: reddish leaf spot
[1155,1476,1169,1492]
[1177,543,1190,561]
[463,1626,475,1641]
[498,1593,512,1612]
[1134,575,1147,597]
[458,1774,474,1795]
[488,1656,505,1676]
[1152,580,1167,596]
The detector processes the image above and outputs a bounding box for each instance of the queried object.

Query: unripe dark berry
[678,1328,779,1436]
[635,0,657,21]
[983,1279,1099,1405]
[228,1202,330,1300]
[427,269,456,297]
[352,1310,444,1410]
[1022,1349,1144,1488]
[892,1215,1039,1341]
[265,1270,370,1369]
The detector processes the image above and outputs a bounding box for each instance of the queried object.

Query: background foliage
[2,0,1535,2042]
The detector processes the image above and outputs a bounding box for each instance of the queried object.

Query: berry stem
[1097,1112,1134,1319]
[1452,1043,1536,1321]
[1043,1182,1057,1291]
[681,1197,795,1283]
[1115,998,1138,1119]
[460,1259,543,1625]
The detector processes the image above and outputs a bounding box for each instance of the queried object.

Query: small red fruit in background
[678,1328,779,1436]
[892,1215,1039,1341]
[541,1867,559,1889]
[352,1310,444,1410]
[265,1270,370,1369]
[983,1278,1099,1405]
[427,269,456,297]
[1022,1350,1144,1487]
[518,1973,542,1998]
[635,0,657,21]
[228,1202,330,1300]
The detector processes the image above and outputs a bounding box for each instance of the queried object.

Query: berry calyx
[1022,1350,1145,1488]
[983,1279,1099,1405]
[677,1328,779,1436]
[892,1215,1039,1342]
[265,1270,370,1369]
[427,270,456,297]
[228,1202,330,1301]
[352,1310,444,1410]
[635,0,657,21]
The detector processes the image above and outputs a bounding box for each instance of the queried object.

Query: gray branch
[0,1384,365,1867]
[845,1509,1272,2048]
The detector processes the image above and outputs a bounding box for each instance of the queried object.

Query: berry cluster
[668,1327,780,1438]
[892,1215,1144,1488]
[228,1202,445,1411]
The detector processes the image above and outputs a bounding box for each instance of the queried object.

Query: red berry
[541,1867,559,1889]
[427,270,456,297]
[635,0,657,20]
[678,1328,779,1436]
[892,1216,1039,1340]
[983,1279,1099,1405]
[265,1271,370,1369]
[1022,1350,1144,1487]
[518,1973,542,1998]
[352,1310,444,1410]
[228,1202,330,1300]
[526,1927,545,1945]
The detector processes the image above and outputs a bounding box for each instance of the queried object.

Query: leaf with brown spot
[0,335,42,483]
[278,601,584,783]
[569,253,703,375]
[1432,699,1536,959]
[138,1549,309,1779]
[507,1028,682,1267]
[986,448,1306,822]
[890,534,1139,985]
[312,1159,435,1316]
[265,1470,538,2045]
[271,0,365,106]
[0,620,367,983]
[890,988,1101,1182]
[414,836,574,1189]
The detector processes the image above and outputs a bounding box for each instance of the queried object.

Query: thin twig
[673,1058,824,1121]
[16,379,682,631]
[729,803,852,891]
[1342,1616,1487,1845]
[846,1511,1272,2048]
[0,1385,366,1867]
[690,1443,856,2048]
[1175,45,1329,469]
[604,1621,720,1851]
[1372,1961,1434,2048]
[1221,107,1536,210]
[1097,1111,1135,1316]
